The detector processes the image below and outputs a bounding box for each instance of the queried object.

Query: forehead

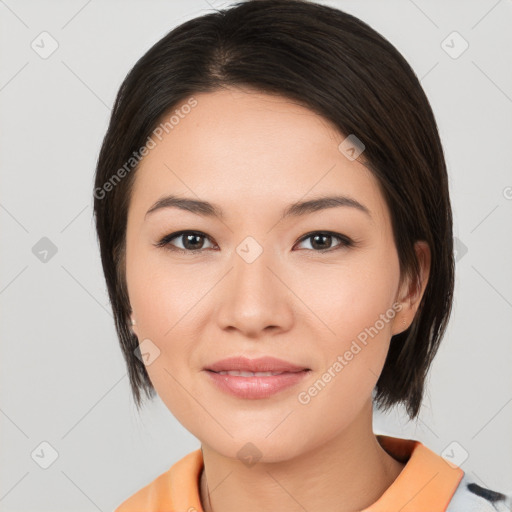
[130,88,389,226]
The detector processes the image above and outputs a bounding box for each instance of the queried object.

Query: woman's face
[125,87,410,461]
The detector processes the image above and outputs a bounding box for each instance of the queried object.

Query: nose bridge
[215,234,292,334]
[232,234,275,300]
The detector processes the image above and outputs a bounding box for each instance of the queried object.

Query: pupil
[185,234,202,250]
[312,234,330,250]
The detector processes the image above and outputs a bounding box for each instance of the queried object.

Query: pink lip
[205,356,308,373]
[204,369,310,399]
[203,356,311,399]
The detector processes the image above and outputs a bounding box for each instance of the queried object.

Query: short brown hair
[93,0,454,420]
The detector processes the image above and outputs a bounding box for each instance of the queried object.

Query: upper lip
[205,356,309,373]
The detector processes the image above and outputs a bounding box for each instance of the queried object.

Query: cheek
[293,248,400,340]
[125,246,213,408]
[126,237,205,336]
[126,258,204,430]
[290,277,399,439]
[293,249,400,392]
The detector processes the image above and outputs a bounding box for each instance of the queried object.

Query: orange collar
[363,435,464,511]
[115,435,464,512]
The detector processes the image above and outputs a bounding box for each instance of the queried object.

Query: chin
[199,425,314,465]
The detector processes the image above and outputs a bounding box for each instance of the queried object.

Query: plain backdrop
[1,0,511,510]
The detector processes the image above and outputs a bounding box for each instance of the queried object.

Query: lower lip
[204,370,310,399]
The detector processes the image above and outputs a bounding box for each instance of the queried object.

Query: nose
[214,242,295,338]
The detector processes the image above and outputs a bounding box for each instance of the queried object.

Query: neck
[199,401,405,512]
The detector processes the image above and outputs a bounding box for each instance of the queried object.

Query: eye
[294,231,353,252]
[155,230,354,254]
[154,230,216,253]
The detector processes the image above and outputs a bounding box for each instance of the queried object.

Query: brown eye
[155,231,215,253]
[294,231,353,252]
[155,230,353,255]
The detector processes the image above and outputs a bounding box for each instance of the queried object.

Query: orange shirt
[115,435,465,512]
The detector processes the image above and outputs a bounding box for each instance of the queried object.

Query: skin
[125,87,430,512]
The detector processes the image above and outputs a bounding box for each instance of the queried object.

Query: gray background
[1,0,511,510]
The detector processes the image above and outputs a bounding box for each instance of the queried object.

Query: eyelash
[154,230,355,255]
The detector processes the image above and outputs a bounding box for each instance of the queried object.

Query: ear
[392,241,431,335]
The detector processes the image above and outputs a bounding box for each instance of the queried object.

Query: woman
[93,0,511,510]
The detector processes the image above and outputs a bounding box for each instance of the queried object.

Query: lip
[203,356,311,399]
[205,356,309,373]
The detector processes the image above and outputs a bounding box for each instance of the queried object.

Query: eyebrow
[144,194,372,221]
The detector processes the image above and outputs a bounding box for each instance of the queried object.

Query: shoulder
[114,449,204,512]
[114,466,174,512]
[446,473,512,512]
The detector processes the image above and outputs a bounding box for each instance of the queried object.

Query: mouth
[203,356,311,399]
